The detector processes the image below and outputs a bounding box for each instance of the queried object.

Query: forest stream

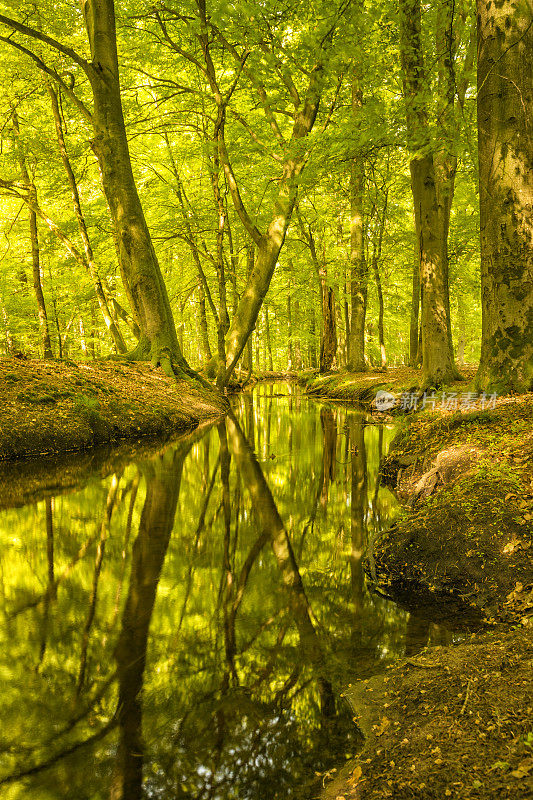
[0,382,464,799]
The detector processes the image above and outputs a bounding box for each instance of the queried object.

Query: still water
[0,383,451,799]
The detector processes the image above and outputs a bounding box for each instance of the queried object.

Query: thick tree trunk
[48,85,127,355]
[400,0,457,386]
[411,156,455,384]
[476,0,533,392]
[206,64,324,383]
[82,0,191,377]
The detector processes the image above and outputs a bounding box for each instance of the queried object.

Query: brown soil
[320,388,533,800]
[375,394,533,625]
[0,357,226,462]
[326,626,533,800]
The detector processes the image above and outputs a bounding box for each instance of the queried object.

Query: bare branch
[212,27,288,149]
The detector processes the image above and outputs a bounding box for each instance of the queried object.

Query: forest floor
[318,372,533,799]
[0,357,226,463]
[325,626,533,800]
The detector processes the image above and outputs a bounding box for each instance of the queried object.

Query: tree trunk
[409,232,421,367]
[243,245,254,379]
[400,0,457,386]
[372,190,388,369]
[320,285,337,373]
[12,110,53,359]
[287,283,293,370]
[293,294,302,370]
[48,85,126,355]
[82,0,192,377]
[265,304,274,371]
[433,1,476,369]
[374,258,386,369]
[206,62,324,383]
[309,305,317,369]
[197,276,212,362]
[347,76,367,372]
[476,0,533,392]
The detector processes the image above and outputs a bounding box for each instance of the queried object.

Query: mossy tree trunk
[476,0,533,393]
[48,84,127,355]
[400,0,457,386]
[83,0,191,377]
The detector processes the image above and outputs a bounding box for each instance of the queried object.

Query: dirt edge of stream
[320,385,533,799]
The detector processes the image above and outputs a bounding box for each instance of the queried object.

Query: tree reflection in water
[0,384,452,799]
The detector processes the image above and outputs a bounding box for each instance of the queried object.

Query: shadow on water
[0,383,456,799]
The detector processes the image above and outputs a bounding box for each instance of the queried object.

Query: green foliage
[0,0,480,371]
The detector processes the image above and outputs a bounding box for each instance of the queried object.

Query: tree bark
[347,75,367,372]
[48,85,127,354]
[82,0,192,377]
[400,0,457,386]
[409,231,421,367]
[476,0,533,392]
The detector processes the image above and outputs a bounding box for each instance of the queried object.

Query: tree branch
[0,14,90,70]
[0,34,93,122]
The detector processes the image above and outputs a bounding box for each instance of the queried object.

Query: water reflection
[0,383,451,799]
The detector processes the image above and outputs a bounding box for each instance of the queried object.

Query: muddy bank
[0,358,226,461]
[374,395,533,625]
[324,394,533,799]
[0,419,216,510]
[328,626,533,800]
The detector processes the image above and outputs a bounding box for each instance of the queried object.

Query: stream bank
[0,357,226,461]
[325,391,533,799]
[299,367,475,410]
[328,626,533,800]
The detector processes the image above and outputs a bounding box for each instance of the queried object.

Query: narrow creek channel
[0,382,458,799]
